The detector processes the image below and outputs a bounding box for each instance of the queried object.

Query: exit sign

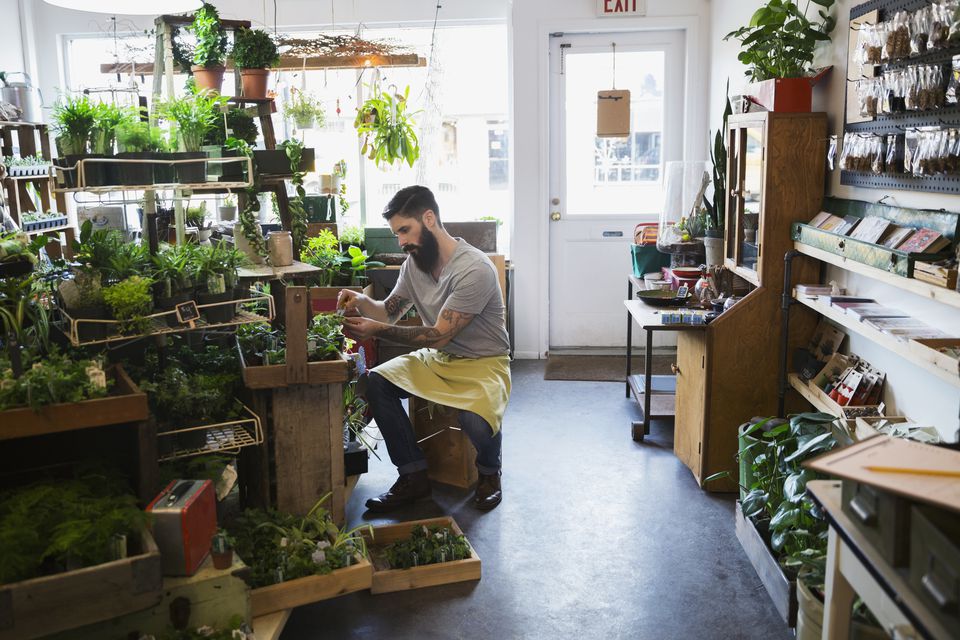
[597,0,646,16]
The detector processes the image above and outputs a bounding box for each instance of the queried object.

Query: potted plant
[724,0,836,112]
[188,2,228,93]
[52,94,95,188]
[743,212,759,243]
[702,82,731,267]
[102,275,154,336]
[231,28,279,100]
[194,241,238,324]
[301,229,345,286]
[284,89,325,130]
[115,117,159,187]
[86,102,128,187]
[186,201,212,242]
[159,91,227,184]
[210,529,235,570]
[354,84,420,168]
[219,194,237,221]
[152,244,195,324]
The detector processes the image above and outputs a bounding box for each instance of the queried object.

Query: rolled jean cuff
[399,459,429,475]
[477,462,500,475]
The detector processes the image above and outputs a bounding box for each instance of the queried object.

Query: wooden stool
[409,397,478,489]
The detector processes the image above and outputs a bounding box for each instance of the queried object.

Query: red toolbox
[146,480,217,576]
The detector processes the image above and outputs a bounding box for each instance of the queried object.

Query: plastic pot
[197,289,235,324]
[116,152,154,186]
[174,152,207,185]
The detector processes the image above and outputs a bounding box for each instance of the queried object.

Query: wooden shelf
[787,373,839,416]
[794,240,960,310]
[0,120,44,128]
[793,294,960,389]
[237,261,322,280]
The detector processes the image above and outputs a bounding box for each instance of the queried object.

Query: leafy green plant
[339,225,363,249]
[225,139,268,259]
[105,241,151,282]
[300,230,343,286]
[204,108,259,146]
[0,230,47,265]
[307,313,347,361]
[90,102,131,155]
[116,119,155,153]
[0,349,110,411]
[343,245,384,286]
[52,94,96,155]
[354,85,420,168]
[284,90,325,129]
[188,2,228,68]
[103,275,153,334]
[229,496,370,588]
[279,138,309,254]
[237,321,284,365]
[185,200,209,230]
[334,159,349,216]
[152,244,194,298]
[724,0,836,81]
[382,524,471,569]
[702,80,732,235]
[72,220,123,276]
[159,91,228,152]
[231,28,279,69]
[0,272,49,355]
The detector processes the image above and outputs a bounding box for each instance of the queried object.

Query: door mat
[543,355,674,382]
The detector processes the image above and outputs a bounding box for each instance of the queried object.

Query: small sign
[597,90,631,138]
[597,0,646,17]
[175,300,201,328]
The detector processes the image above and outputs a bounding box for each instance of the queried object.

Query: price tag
[86,365,107,389]
[175,300,201,328]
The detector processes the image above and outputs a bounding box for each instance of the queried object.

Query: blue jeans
[367,372,502,476]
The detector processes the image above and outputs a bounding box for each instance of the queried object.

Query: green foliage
[354,85,420,168]
[189,2,228,68]
[231,28,279,69]
[0,230,46,265]
[724,0,836,81]
[204,108,259,146]
[90,103,132,155]
[300,230,343,285]
[278,138,309,254]
[105,241,151,282]
[72,220,123,275]
[191,239,245,290]
[185,200,208,230]
[226,140,268,259]
[116,119,157,153]
[383,524,471,569]
[339,225,363,249]
[0,272,49,351]
[344,246,384,286]
[237,322,284,365]
[283,90,325,129]
[103,276,153,334]
[52,94,96,155]
[702,80,732,234]
[334,159,350,216]
[152,244,195,296]
[228,496,370,588]
[0,348,110,411]
[0,472,147,583]
[307,313,347,361]
[159,90,228,152]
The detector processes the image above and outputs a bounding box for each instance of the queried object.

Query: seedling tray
[248,557,372,617]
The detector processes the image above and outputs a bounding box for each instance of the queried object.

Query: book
[796,284,843,296]
[897,228,952,254]
[879,225,916,249]
[834,215,862,236]
[807,211,833,228]
[830,301,877,311]
[819,295,874,305]
[848,216,892,244]
[818,214,847,232]
[845,304,909,320]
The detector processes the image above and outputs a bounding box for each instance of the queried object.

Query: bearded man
[338,185,510,512]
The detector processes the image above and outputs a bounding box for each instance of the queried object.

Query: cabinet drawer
[910,505,960,634]
[841,480,911,567]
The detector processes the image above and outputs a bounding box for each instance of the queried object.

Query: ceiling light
[42,0,201,15]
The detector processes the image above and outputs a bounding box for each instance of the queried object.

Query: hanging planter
[354,84,420,168]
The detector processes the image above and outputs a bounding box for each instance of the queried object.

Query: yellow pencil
[865,465,960,478]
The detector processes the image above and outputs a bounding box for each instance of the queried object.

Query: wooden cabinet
[674,112,827,491]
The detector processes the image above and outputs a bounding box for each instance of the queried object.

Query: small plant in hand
[228,496,370,588]
[382,525,471,569]
[0,349,110,411]
[102,275,154,335]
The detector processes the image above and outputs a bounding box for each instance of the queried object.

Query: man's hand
[337,289,368,317]
[342,316,382,341]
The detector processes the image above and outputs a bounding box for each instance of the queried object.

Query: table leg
[643,328,653,435]
[822,526,856,640]
[626,278,633,398]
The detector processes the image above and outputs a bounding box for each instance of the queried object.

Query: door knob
[550,211,561,221]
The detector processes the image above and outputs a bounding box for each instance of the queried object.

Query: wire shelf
[52,155,254,194]
[158,403,263,462]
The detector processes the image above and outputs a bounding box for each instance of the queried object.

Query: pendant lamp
[42,0,201,15]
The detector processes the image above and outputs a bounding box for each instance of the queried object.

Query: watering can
[0,72,43,123]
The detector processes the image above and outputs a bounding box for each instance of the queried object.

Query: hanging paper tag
[597,90,631,138]
[86,365,107,390]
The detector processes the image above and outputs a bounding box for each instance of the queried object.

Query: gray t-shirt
[389,239,509,358]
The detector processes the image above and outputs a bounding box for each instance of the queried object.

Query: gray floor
[282,360,791,640]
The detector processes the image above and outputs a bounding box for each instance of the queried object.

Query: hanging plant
[279,138,308,254]
[225,138,268,261]
[354,85,420,168]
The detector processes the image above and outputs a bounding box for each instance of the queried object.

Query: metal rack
[157,403,264,462]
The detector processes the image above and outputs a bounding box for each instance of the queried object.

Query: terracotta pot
[191,65,225,93]
[211,548,233,570]
[240,68,270,99]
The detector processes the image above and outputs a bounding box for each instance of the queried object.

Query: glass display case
[725,124,764,282]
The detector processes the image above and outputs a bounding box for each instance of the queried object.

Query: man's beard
[405,226,440,272]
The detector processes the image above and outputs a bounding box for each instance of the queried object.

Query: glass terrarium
[657,160,709,267]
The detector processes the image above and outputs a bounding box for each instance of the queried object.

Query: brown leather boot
[473,471,502,511]
[365,470,431,512]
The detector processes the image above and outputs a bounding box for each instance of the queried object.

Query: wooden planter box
[364,517,481,595]
[0,528,163,640]
[249,558,372,617]
[0,365,148,441]
[734,502,796,626]
[239,348,353,389]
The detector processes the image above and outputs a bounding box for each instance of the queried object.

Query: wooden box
[239,348,353,389]
[409,397,478,489]
[249,558,372,617]
[0,365,147,441]
[0,529,163,640]
[913,261,958,290]
[841,480,912,567]
[364,517,480,595]
[734,501,796,626]
[908,338,960,379]
[909,504,960,633]
[791,376,881,419]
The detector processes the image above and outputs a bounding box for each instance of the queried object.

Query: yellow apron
[372,349,511,434]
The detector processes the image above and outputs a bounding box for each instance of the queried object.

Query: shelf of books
[793,292,960,388]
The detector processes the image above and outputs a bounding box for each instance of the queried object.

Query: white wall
[0,0,24,74]
[710,0,960,440]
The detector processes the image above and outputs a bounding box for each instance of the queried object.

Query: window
[488,121,508,190]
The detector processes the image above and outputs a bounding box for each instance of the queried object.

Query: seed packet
[858,77,878,118]
[883,11,911,60]
[885,133,904,173]
[911,5,932,55]
[870,136,885,174]
[947,55,960,104]
[860,22,883,66]
[931,1,951,48]
[905,65,921,110]
[904,129,921,175]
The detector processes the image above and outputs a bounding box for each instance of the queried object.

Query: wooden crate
[239,349,353,389]
[734,502,796,627]
[0,365,147,441]
[908,338,960,378]
[364,516,481,595]
[913,261,958,290]
[0,528,163,640]
[249,558,372,617]
[409,398,478,489]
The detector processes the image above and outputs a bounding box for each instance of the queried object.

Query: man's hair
[382,185,441,223]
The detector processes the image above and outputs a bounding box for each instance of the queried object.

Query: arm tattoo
[384,294,411,323]
[377,309,474,348]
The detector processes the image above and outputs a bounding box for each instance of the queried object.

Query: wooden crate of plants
[364,516,481,595]
[0,364,147,440]
[249,558,372,617]
[0,528,163,640]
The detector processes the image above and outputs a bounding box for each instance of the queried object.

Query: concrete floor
[282,360,792,640]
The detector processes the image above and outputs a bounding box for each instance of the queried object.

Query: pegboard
[840,169,960,193]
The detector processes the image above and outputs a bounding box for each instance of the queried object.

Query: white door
[548,30,685,349]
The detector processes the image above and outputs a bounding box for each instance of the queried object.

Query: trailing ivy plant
[278,138,309,254]
[354,85,420,168]
[189,2,228,69]
[334,159,350,216]
[225,138,268,260]
[724,0,836,81]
